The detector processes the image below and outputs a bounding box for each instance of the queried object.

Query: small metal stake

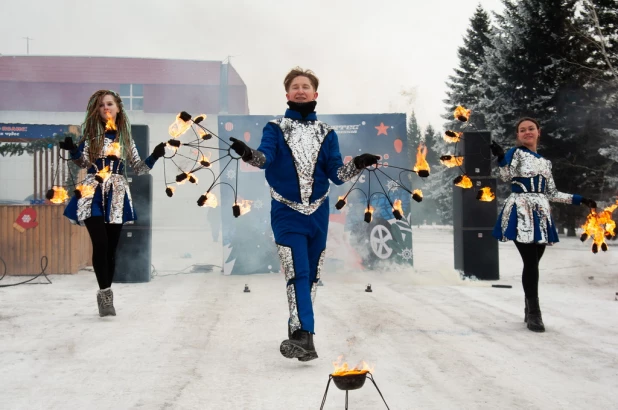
[365,284,373,292]
[243,284,250,293]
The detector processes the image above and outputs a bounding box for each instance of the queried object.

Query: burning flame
[167,139,182,152]
[76,184,95,198]
[393,199,403,214]
[106,142,121,158]
[412,143,430,177]
[477,187,496,202]
[580,200,618,253]
[96,166,111,182]
[440,155,464,168]
[177,172,198,185]
[200,152,212,167]
[104,112,117,132]
[48,186,69,204]
[235,199,253,215]
[198,192,218,208]
[412,189,423,203]
[331,356,374,376]
[444,130,462,143]
[454,175,473,188]
[168,111,193,138]
[454,106,471,122]
[193,114,207,124]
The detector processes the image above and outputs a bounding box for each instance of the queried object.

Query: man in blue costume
[230,67,379,361]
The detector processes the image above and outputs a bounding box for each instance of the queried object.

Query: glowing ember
[198,128,212,140]
[193,114,207,124]
[331,356,374,377]
[168,111,193,138]
[580,200,618,253]
[47,186,69,204]
[444,130,462,143]
[104,112,117,132]
[413,143,430,177]
[476,186,495,202]
[200,152,212,168]
[335,196,346,210]
[167,139,182,152]
[454,175,473,188]
[454,105,471,122]
[412,189,423,203]
[165,186,175,197]
[440,155,464,168]
[392,199,403,220]
[95,166,111,183]
[106,142,121,158]
[364,205,375,223]
[76,184,95,198]
[197,192,218,208]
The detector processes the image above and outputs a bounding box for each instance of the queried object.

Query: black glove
[58,136,77,152]
[490,141,505,161]
[151,142,166,159]
[581,198,597,209]
[353,153,380,169]
[229,137,253,161]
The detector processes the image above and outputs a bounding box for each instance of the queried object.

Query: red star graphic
[375,122,389,136]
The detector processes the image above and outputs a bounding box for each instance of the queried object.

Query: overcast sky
[0,0,504,130]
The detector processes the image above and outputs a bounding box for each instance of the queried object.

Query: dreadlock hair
[81,90,132,163]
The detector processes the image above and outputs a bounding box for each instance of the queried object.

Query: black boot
[524,298,528,323]
[287,325,318,361]
[280,330,318,361]
[526,297,545,332]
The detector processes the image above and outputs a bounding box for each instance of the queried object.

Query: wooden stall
[0,204,91,275]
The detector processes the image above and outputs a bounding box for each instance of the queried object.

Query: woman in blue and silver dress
[491,117,597,332]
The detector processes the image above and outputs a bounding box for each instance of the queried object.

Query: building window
[119,84,144,111]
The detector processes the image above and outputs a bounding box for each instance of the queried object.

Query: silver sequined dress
[492,147,582,244]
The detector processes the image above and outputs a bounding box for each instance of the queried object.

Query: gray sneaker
[97,288,116,317]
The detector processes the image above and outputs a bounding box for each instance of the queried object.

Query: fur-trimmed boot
[525,297,545,332]
[97,288,116,317]
[280,330,318,361]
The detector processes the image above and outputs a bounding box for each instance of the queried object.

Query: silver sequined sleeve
[246,148,267,168]
[545,162,574,204]
[336,160,361,182]
[498,149,518,182]
[127,138,152,176]
[72,139,92,169]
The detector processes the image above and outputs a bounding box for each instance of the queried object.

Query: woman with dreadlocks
[60,90,165,317]
[490,117,597,332]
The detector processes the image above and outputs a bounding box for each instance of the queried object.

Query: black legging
[84,216,123,289]
[514,241,546,299]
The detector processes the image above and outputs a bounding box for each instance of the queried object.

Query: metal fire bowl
[332,373,368,390]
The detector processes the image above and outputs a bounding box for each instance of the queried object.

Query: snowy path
[1,229,617,409]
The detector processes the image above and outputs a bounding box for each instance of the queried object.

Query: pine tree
[444,5,493,131]
[475,0,618,233]
[422,125,455,225]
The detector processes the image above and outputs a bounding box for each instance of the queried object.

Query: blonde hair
[283,67,319,92]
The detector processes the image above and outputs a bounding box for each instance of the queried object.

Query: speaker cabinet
[113,226,152,283]
[461,131,492,177]
[453,176,500,280]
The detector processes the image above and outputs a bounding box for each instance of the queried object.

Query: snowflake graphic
[398,248,413,261]
[22,215,31,223]
[226,170,236,180]
[254,199,264,209]
[386,180,400,191]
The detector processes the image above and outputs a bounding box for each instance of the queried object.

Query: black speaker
[114,226,152,283]
[129,125,150,169]
[125,174,153,227]
[453,177,498,228]
[113,124,153,283]
[461,131,492,177]
[453,176,500,280]
[453,229,499,280]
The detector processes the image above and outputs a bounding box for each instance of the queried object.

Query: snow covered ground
[1,228,617,410]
